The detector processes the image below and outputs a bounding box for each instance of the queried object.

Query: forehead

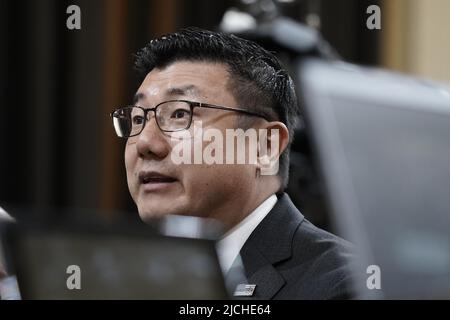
[135,61,234,105]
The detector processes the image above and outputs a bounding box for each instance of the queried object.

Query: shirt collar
[216,194,278,273]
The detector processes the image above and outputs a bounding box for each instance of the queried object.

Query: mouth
[138,171,177,192]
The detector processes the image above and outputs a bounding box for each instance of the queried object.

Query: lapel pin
[233,284,257,297]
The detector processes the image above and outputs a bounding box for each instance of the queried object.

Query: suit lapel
[238,193,304,299]
[239,244,285,299]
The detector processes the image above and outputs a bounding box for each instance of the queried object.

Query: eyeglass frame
[110,99,271,138]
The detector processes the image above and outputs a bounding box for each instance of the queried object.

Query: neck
[217,177,280,232]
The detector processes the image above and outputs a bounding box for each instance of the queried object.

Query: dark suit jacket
[238,193,354,300]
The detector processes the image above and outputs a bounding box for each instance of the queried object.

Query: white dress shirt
[216,194,278,273]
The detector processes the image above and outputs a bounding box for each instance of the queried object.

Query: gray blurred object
[299,59,450,299]
[1,214,230,299]
[149,214,249,297]
[0,206,21,300]
[157,214,223,240]
[0,206,15,223]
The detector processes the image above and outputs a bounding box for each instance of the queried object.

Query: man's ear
[257,121,289,176]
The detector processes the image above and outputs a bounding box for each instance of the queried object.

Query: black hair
[134,27,300,190]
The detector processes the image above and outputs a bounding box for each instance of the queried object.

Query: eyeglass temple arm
[195,103,269,121]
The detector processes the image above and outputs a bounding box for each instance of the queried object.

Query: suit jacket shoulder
[239,193,354,299]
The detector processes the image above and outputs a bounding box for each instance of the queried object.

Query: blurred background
[1,0,449,231]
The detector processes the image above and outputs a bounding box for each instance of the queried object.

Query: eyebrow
[133,84,201,105]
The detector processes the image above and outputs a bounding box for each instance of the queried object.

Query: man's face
[125,61,259,228]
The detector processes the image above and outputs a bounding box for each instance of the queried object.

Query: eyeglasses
[110,99,269,138]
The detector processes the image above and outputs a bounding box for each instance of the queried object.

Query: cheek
[182,163,252,195]
[124,144,137,182]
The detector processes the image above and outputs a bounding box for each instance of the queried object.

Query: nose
[135,115,170,160]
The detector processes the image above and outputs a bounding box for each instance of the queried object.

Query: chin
[138,208,168,222]
[137,202,190,222]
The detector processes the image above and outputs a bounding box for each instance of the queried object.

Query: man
[112,28,354,299]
